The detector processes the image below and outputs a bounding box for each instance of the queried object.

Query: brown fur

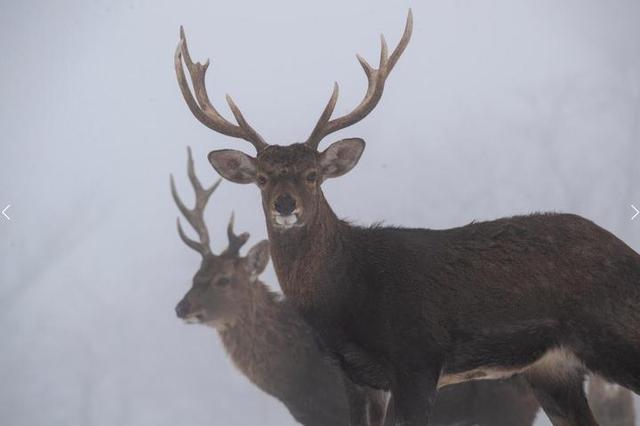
[172,149,543,426]
[175,14,640,425]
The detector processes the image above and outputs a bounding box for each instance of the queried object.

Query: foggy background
[1,0,639,425]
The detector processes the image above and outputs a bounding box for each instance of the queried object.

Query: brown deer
[174,11,640,426]
[171,148,543,426]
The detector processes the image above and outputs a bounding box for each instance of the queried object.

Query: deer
[171,148,545,426]
[174,10,640,426]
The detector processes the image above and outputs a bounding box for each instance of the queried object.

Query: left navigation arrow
[2,204,10,221]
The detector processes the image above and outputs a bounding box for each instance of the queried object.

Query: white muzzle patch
[183,311,204,324]
[273,212,300,228]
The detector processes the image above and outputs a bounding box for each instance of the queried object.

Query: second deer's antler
[222,212,250,256]
[171,147,221,256]
[171,147,251,257]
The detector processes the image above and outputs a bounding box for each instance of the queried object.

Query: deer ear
[319,138,365,179]
[245,240,270,277]
[208,149,257,184]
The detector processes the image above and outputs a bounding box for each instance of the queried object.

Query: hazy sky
[0,0,639,425]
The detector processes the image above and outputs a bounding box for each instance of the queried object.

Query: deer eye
[257,175,268,186]
[305,171,317,183]
[215,277,230,287]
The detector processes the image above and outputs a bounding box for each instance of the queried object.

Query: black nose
[175,299,190,318]
[274,194,296,215]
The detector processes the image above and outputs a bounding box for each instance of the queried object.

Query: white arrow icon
[2,204,10,221]
[632,204,639,221]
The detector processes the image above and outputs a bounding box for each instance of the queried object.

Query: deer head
[172,147,270,329]
[175,11,412,231]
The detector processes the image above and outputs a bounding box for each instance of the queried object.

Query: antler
[175,27,268,153]
[222,212,250,256]
[305,10,413,149]
[171,147,222,256]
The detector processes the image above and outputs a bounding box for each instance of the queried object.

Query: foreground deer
[175,11,640,425]
[171,148,543,426]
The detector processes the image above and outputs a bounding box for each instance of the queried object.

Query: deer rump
[304,213,640,395]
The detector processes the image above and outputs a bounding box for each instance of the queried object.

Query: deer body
[171,149,544,426]
[203,257,543,426]
[175,11,640,425]
[267,199,640,396]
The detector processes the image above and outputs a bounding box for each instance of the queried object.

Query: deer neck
[217,281,281,379]
[266,191,349,308]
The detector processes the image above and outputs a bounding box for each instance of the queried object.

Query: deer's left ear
[245,240,270,277]
[319,138,365,179]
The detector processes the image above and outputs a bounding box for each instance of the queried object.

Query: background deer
[171,148,545,426]
[175,11,640,426]
[172,147,353,426]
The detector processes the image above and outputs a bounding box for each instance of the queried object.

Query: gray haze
[1,0,639,425]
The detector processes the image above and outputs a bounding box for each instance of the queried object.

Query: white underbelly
[438,347,584,388]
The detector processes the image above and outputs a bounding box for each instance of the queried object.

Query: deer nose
[274,194,296,216]
[175,299,190,318]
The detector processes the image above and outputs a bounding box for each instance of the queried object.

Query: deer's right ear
[208,149,257,184]
[246,240,270,277]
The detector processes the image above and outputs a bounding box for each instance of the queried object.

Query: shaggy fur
[216,279,349,426]
[181,254,543,426]
[266,190,640,425]
[207,138,640,425]
[172,151,543,426]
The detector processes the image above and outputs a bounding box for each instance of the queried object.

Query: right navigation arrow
[631,204,639,221]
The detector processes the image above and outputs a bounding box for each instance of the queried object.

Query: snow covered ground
[1,0,638,424]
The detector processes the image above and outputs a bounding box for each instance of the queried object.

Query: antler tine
[386,9,413,74]
[176,218,204,253]
[306,82,340,146]
[175,27,268,153]
[223,212,251,256]
[305,10,413,149]
[171,147,222,256]
[186,146,221,207]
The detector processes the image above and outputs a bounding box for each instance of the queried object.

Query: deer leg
[342,375,370,426]
[391,367,439,426]
[588,375,636,426]
[577,335,640,395]
[366,389,389,426]
[525,368,598,426]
